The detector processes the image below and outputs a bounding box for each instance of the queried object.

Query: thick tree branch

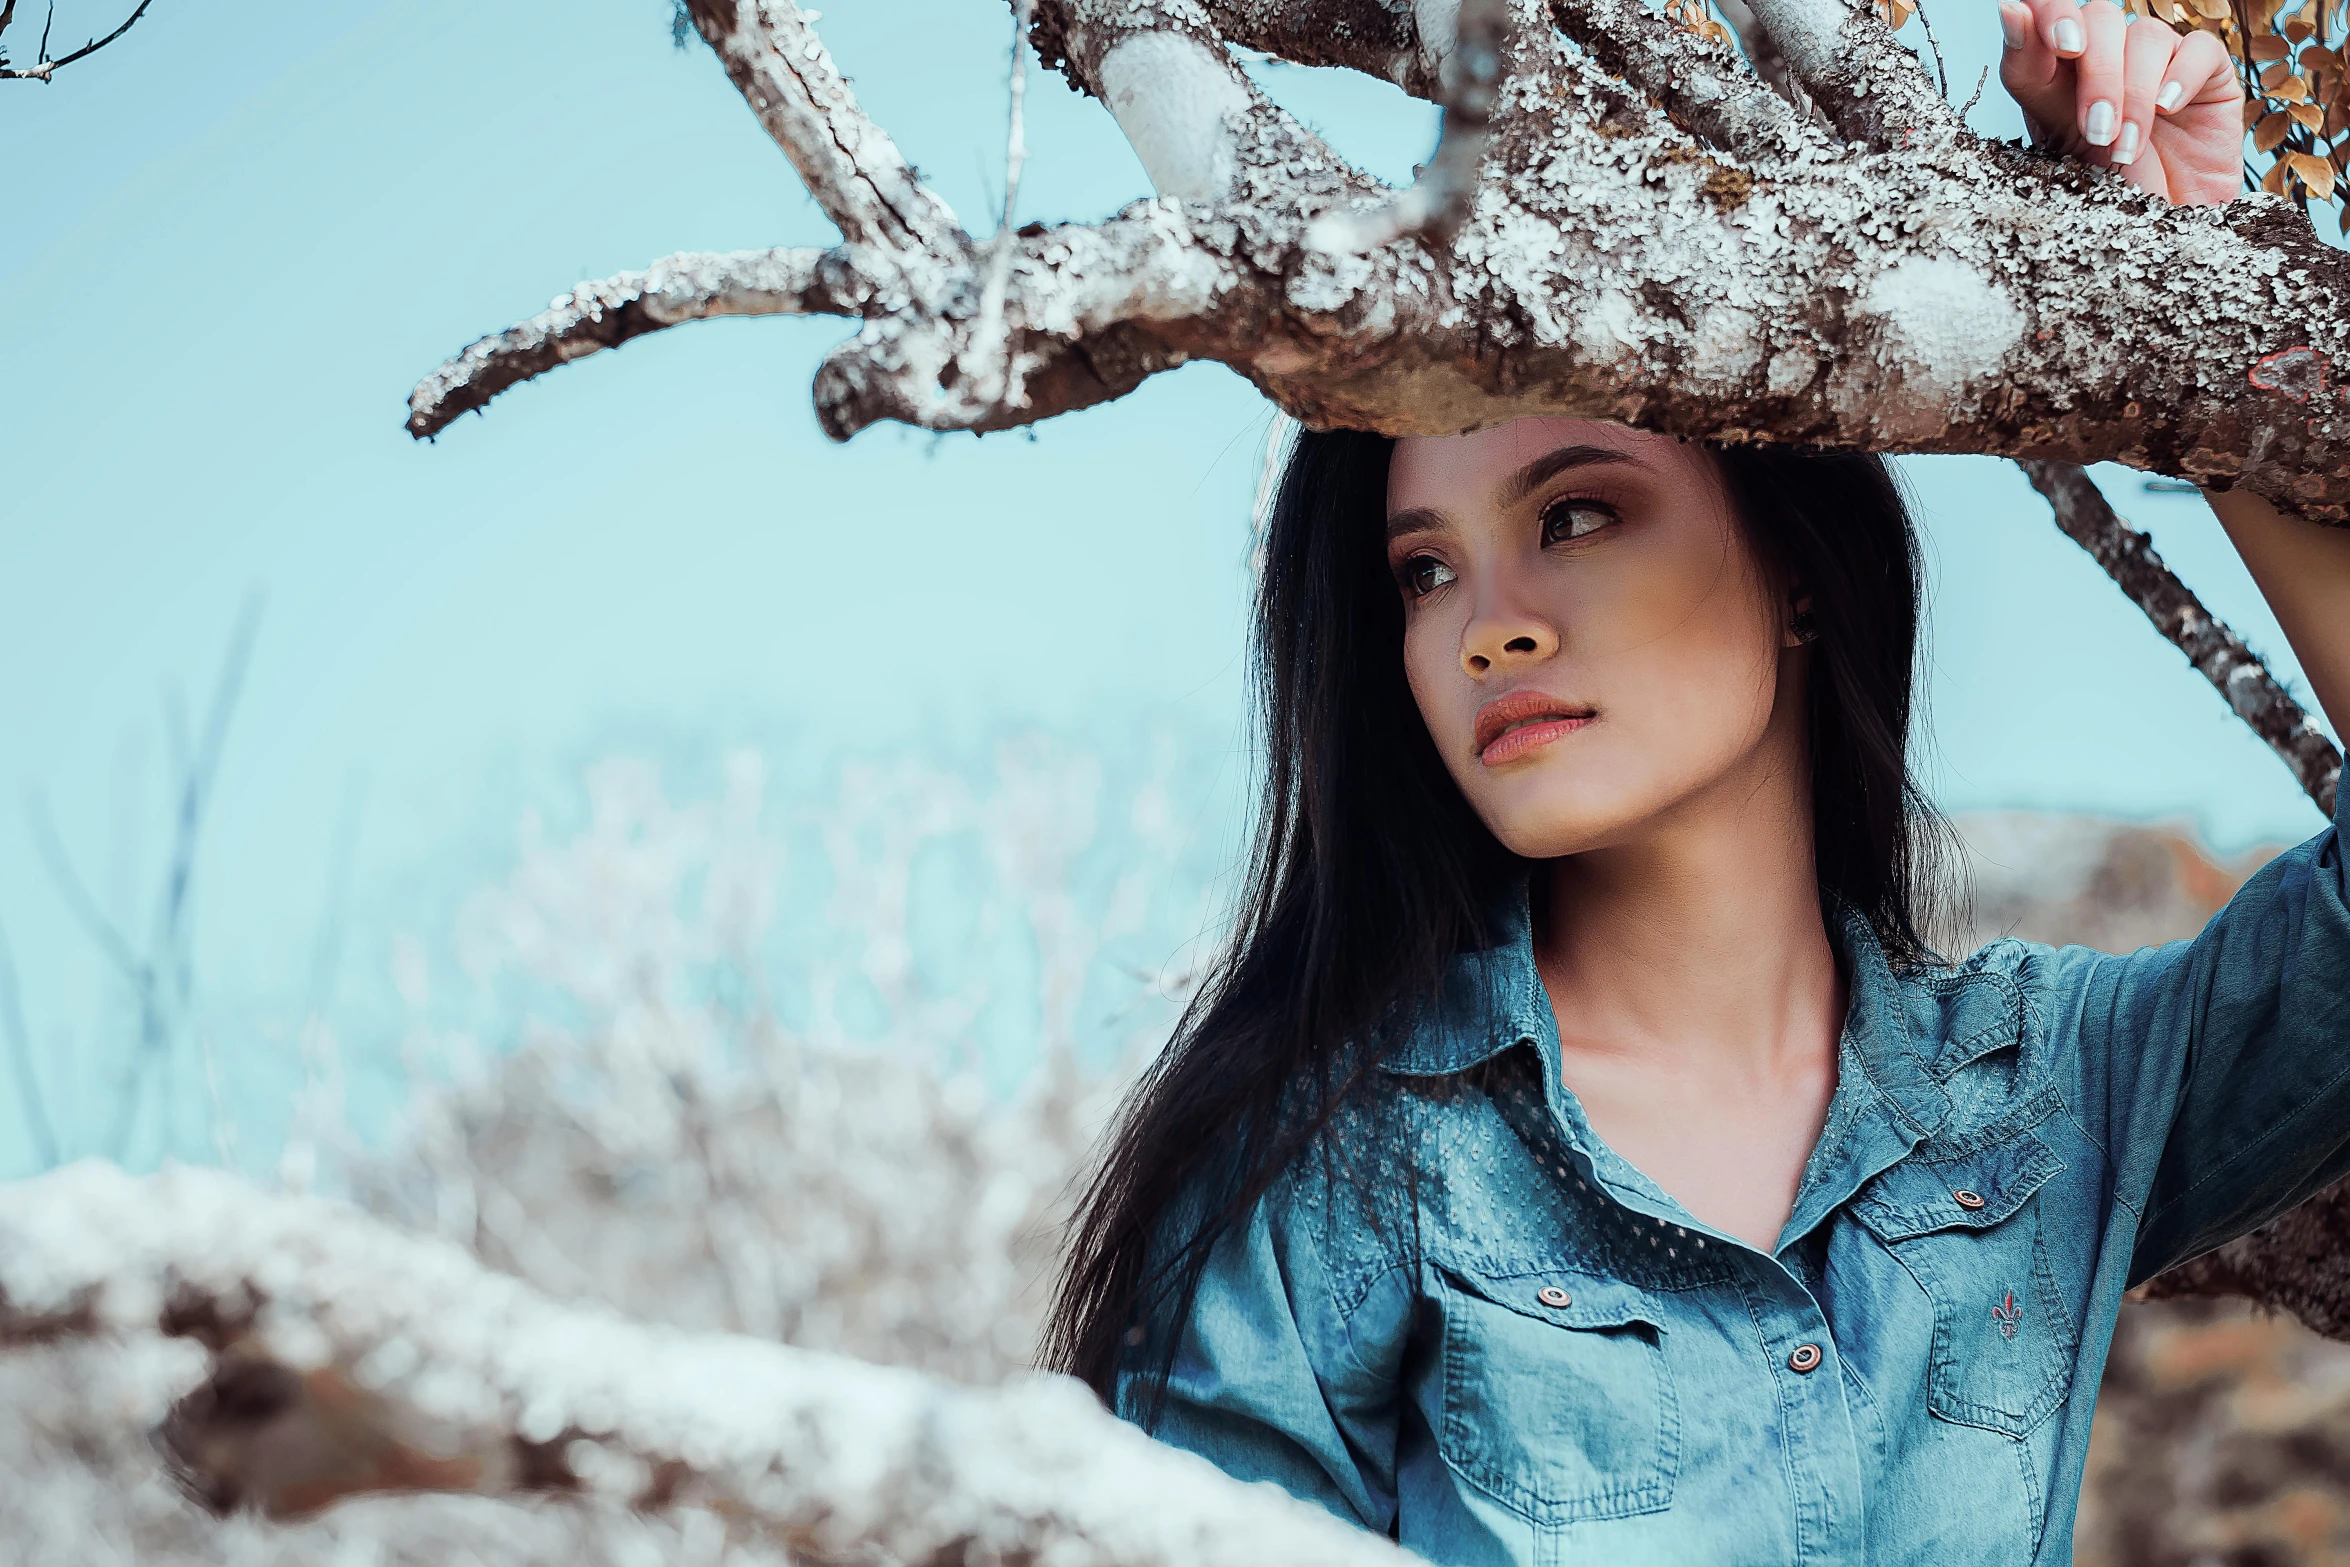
[408,0,2350,531]
[1544,0,1829,163]
[0,0,157,83]
[681,0,963,252]
[1732,0,1957,148]
[0,1161,1411,1566]
[1710,0,1817,121]
[2021,460,2343,817]
[1198,0,1436,95]
[408,248,849,437]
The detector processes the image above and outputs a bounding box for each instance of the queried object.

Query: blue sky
[1,0,2338,1175]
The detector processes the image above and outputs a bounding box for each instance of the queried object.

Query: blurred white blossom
[0,735,1212,1565]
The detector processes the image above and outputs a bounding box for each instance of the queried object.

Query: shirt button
[1788,1343,1824,1374]
[1537,1285,1573,1308]
[1953,1189,1988,1210]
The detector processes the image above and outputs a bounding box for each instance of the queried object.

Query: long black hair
[1041,428,1953,1409]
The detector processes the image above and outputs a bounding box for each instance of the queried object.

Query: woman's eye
[1403,555,1457,597]
[1541,500,1615,545]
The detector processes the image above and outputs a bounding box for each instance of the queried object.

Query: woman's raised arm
[2207,489,2350,736]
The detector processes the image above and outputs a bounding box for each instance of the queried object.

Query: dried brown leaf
[2290,99,2326,128]
[2259,107,2296,147]
[2279,72,2314,99]
[2287,148,2337,197]
[2252,33,2294,59]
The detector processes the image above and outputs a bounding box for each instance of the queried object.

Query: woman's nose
[1461,602,1559,676]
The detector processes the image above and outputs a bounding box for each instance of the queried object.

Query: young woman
[1044,3,2350,1563]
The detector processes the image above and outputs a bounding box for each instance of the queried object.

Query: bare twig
[24,600,259,1162]
[1911,0,1949,100]
[2020,460,2342,817]
[966,0,1037,403]
[1958,63,1988,124]
[0,0,157,82]
[0,917,60,1170]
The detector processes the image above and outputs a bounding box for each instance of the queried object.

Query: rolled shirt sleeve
[2033,784,2350,1286]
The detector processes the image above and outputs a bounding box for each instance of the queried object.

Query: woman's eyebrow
[1385,506,1446,540]
[1497,444,1642,508]
[1384,444,1642,540]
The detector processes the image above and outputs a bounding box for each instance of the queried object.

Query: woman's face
[1385,419,1803,861]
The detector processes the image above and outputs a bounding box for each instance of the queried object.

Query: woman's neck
[1528,711,1848,1249]
[1534,787,1843,1079]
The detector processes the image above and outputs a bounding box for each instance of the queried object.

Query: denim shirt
[1117,787,2350,1567]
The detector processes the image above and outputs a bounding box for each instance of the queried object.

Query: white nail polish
[2157,79,2185,111]
[2113,120,2141,164]
[2054,16,2085,51]
[2001,3,2028,47]
[2086,98,2117,145]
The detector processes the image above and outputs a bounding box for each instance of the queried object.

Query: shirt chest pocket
[1433,1264,1679,1524]
[1849,1130,2079,1438]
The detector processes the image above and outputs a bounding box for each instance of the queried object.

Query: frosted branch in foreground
[2021,460,2342,818]
[0,1161,1409,1567]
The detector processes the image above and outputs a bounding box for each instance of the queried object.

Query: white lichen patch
[1288,246,1378,315]
[1689,305,1763,382]
[1857,256,2024,400]
[1766,344,1818,396]
[1572,290,1646,367]
[1099,34,1253,201]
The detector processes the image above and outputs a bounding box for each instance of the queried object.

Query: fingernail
[2157,79,2185,111]
[2054,16,2085,51]
[2113,119,2141,164]
[2000,2,2028,47]
[2085,98,2117,144]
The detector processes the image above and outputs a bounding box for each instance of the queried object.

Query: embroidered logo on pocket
[1991,1290,2022,1341]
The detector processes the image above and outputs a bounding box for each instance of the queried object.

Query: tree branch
[2139,1176,2350,1340]
[0,0,157,83]
[0,1161,1412,1567]
[1731,0,1958,148]
[1544,0,1829,162]
[0,916,60,1170]
[408,248,849,437]
[680,0,963,252]
[1307,0,1510,254]
[407,0,2350,531]
[2021,460,2342,817]
[1194,0,1436,96]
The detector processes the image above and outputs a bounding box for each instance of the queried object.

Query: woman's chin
[1473,778,1656,861]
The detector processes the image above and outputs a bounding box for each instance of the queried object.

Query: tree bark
[408,0,2350,528]
[0,1160,1407,1566]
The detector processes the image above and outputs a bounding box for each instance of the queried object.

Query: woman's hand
[1998,0,2245,206]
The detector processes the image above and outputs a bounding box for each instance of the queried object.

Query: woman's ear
[1784,592,1820,649]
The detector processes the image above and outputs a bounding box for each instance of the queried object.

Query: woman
[1046,3,2350,1564]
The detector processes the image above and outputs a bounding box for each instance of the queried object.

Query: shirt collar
[1377,872,1951,1145]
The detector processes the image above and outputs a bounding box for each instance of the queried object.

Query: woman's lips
[1473,690,1596,768]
